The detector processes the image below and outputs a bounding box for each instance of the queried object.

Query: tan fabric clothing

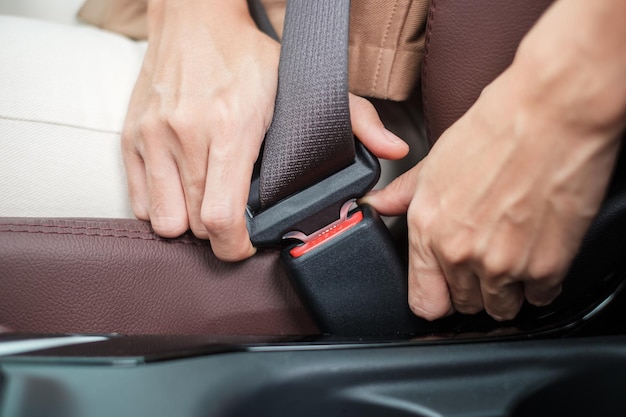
[78,0,148,40]
[77,0,427,101]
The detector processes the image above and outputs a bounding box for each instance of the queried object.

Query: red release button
[289,210,364,258]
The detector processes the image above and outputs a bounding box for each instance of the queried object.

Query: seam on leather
[372,0,400,96]
[422,0,436,144]
[0,223,154,235]
[0,226,210,247]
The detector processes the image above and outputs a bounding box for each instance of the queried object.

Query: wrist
[146,0,254,39]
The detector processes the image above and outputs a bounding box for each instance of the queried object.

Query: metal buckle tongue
[283,200,363,258]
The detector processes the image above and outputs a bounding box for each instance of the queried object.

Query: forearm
[507,0,626,138]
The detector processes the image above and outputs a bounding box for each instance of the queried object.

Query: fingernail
[384,129,404,145]
[357,189,379,205]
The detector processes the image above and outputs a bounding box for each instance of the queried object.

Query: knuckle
[485,306,519,322]
[451,294,482,315]
[482,252,515,279]
[168,108,197,139]
[201,204,238,233]
[526,295,554,308]
[406,198,428,223]
[527,256,568,283]
[485,288,524,321]
[206,96,238,133]
[408,294,448,321]
[406,213,422,233]
[526,285,562,307]
[481,284,502,299]
[438,240,473,266]
[151,215,187,238]
[138,114,168,141]
[215,246,252,263]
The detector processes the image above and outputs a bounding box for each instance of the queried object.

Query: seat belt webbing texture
[259,0,355,208]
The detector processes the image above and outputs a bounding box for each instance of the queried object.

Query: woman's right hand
[122,0,280,261]
[122,0,410,262]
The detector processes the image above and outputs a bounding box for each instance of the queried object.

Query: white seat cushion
[0,15,146,217]
[0,0,85,25]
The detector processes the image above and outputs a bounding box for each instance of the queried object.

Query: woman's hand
[122,0,279,261]
[363,0,626,321]
[364,73,621,321]
[121,0,409,261]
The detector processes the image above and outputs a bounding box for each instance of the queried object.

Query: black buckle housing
[246,141,380,247]
[282,205,428,336]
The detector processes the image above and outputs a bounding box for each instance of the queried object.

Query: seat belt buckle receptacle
[281,203,425,336]
[247,142,427,336]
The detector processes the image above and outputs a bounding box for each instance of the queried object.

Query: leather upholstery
[0,218,317,335]
[422,0,554,143]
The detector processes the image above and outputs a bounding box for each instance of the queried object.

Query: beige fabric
[77,0,427,101]
[349,0,428,100]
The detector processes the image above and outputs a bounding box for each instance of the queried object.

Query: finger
[408,235,454,321]
[481,280,525,321]
[176,140,210,239]
[443,266,484,315]
[143,144,189,238]
[524,281,563,307]
[201,145,256,262]
[360,163,422,216]
[349,94,409,160]
[122,144,150,220]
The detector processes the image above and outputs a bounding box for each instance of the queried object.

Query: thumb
[360,163,422,216]
[349,94,409,160]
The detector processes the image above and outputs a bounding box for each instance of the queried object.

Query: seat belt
[259,0,355,207]
[246,0,429,336]
[246,0,379,246]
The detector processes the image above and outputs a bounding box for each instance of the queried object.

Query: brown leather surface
[422,0,554,143]
[0,218,318,335]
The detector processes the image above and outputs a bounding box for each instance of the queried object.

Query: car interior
[1,0,626,415]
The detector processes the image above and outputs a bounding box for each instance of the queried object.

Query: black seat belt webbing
[259,0,355,208]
